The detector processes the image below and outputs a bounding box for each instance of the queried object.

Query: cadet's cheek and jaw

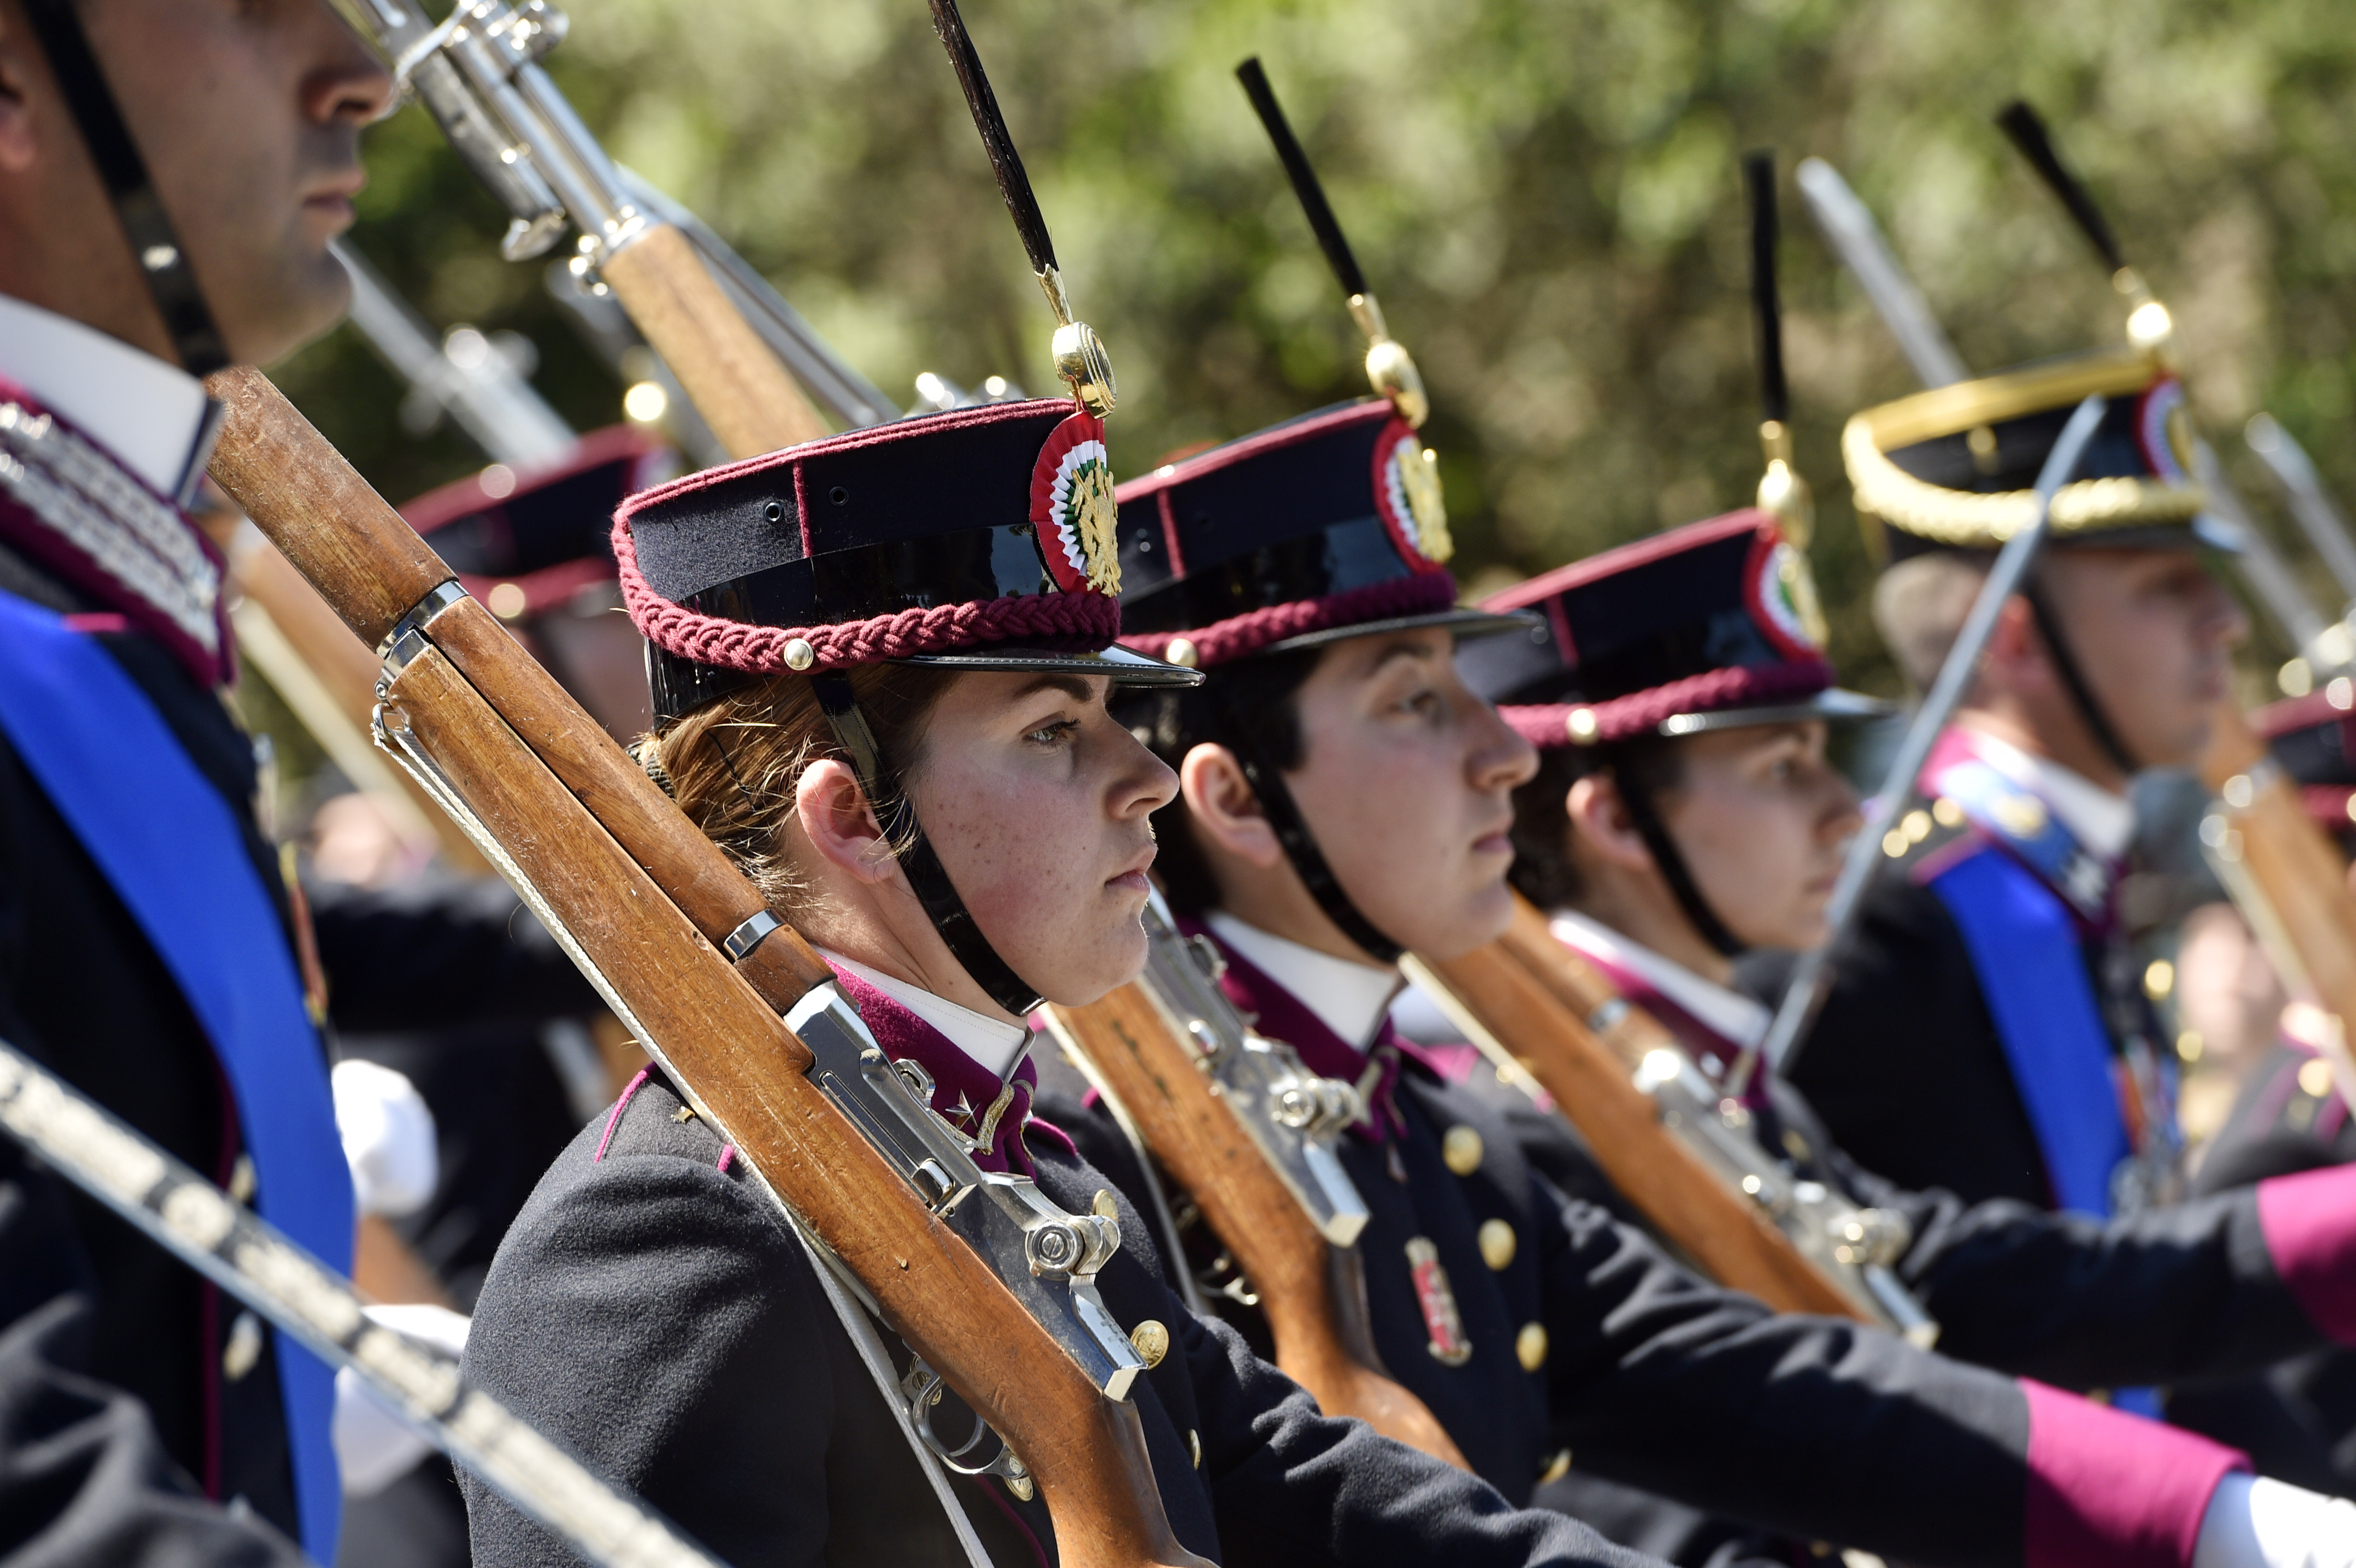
[1663,725,1862,952]
[909,673,1177,1008]
[1285,631,1540,961]
[93,0,392,363]
[2047,549,2246,770]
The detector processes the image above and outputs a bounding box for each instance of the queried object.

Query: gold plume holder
[1756,419,1815,548]
[1756,419,1829,647]
[2113,265,2177,364]
[1347,293,1429,430]
[1037,265,1116,417]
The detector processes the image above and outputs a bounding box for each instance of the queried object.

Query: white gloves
[2197,1474,2356,1568]
[332,1303,470,1497]
[331,1058,438,1219]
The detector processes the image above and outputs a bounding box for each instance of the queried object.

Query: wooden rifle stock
[221,523,489,871]
[1047,987,1471,1469]
[2200,701,2356,1111]
[204,366,1207,1568]
[1415,898,1863,1320]
[601,224,829,459]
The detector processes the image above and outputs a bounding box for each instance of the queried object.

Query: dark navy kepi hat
[1113,399,1530,667]
[404,425,672,620]
[1461,509,1890,750]
[617,399,1200,721]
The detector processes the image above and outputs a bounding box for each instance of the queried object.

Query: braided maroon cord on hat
[613,511,1120,676]
[1501,656,1835,749]
[1118,572,1459,669]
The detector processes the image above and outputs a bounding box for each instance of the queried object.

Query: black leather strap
[19,0,229,376]
[1613,761,1746,959]
[812,674,1044,1017]
[2021,577,2141,779]
[1213,685,1406,966]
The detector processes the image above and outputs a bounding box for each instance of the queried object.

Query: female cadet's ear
[1177,741,1284,870]
[0,24,37,174]
[1565,773,1654,873]
[795,758,897,885]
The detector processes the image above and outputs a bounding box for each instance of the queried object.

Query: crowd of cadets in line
[11,1,2356,1567]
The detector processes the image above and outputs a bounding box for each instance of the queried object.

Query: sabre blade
[1793,157,1969,389]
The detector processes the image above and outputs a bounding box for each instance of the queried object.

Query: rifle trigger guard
[899,1359,1034,1496]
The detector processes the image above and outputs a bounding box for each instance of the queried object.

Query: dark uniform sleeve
[0,1139,305,1568]
[1773,871,2054,1208]
[1791,1097,2340,1391]
[1528,1167,2044,1566]
[458,1096,974,1568]
[306,874,600,1036]
[1175,1307,1660,1568]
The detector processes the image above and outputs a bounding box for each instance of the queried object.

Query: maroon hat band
[611,399,1142,717]
[401,425,672,620]
[615,518,1118,678]
[1458,509,1861,750]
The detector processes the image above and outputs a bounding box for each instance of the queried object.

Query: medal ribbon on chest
[1405,1235,1472,1366]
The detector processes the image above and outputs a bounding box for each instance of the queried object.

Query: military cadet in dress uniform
[1778,348,2245,1224]
[0,0,393,1560]
[1454,505,2356,1539]
[1035,389,2356,1567]
[459,396,1677,1568]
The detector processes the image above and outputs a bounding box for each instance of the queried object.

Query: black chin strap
[812,674,1044,1017]
[20,0,229,378]
[1608,752,1745,960]
[2021,577,2142,779]
[1214,686,1405,966]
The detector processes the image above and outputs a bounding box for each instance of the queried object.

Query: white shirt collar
[0,292,215,502]
[819,950,1033,1079]
[1959,725,2136,860]
[1206,911,1403,1050]
[1548,909,1770,1051]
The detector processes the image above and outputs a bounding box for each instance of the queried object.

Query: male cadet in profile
[0,0,393,1560]
[1778,351,2245,1221]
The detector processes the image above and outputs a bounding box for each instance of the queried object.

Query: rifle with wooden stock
[1045,902,1471,1468]
[204,364,1207,1568]
[320,0,827,460]
[1405,895,1935,1340]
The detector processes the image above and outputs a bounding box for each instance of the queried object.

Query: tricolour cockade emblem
[1745,525,1827,658]
[1031,410,1121,596]
[1372,418,1453,570]
[2135,377,2194,485]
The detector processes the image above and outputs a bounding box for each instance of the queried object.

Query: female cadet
[1069,393,2356,1568]
[456,396,1664,1568]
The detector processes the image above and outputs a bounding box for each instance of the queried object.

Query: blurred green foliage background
[276,0,2356,696]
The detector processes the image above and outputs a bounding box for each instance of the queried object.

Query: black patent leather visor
[897,642,1203,686]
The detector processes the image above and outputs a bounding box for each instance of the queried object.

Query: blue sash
[0,589,348,1558]
[1926,843,2129,1220]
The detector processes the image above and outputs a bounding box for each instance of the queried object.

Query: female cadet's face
[1283,628,1540,960]
[1656,722,1860,951]
[906,672,1177,1007]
